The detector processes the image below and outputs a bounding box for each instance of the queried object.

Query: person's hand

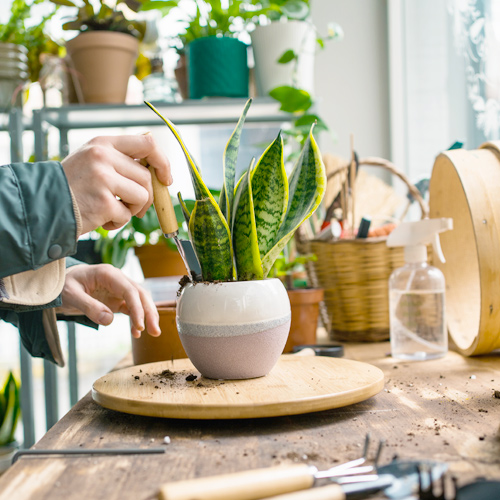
[56,264,161,338]
[61,133,171,234]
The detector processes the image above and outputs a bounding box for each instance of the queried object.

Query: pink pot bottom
[179,322,291,379]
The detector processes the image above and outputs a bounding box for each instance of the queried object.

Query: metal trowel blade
[178,239,202,281]
[378,460,449,499]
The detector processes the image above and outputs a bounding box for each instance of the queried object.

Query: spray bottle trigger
[432,233,446,263]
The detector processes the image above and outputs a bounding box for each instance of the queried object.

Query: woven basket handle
[326,156,429,219]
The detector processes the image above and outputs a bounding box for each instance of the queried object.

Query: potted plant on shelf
[0,0,61,109]
[146,98,325,379]
[0,372,20,475]
[160,0,259,100]
[49,0,157,103]
[246,0,342,164]
[270,243,324,353]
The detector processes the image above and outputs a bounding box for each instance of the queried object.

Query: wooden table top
[1,342,499,500]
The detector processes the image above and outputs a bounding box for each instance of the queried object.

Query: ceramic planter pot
[134,244,187,278]
[177,279,291,379]
[132,302,187,365]
[65,31,138,104]
[283,287,324,353]
[187,36,249,99]
[250,21,315,96]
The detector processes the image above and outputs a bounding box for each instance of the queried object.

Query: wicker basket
[296,156,429,342]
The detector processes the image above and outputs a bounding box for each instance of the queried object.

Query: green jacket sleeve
[0,258,99,364]
[0,161,78,279]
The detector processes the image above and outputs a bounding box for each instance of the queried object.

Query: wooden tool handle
[150,166,178,237]
[159,464,315,500]
[263,484,345,500]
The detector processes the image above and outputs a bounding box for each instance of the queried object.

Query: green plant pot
[187,36,249,99]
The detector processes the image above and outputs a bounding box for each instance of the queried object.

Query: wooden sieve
[429,141,500,355]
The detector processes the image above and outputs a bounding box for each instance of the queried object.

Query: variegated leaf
[220,98,252,223]
[251,132,288,258]
[231,170,246,231]
[233,159,263,280]
[145,101,214,202]
[189,198,233,282]
[177,192,191,227]
[261,126,326,277]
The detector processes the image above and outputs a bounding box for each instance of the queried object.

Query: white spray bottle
[386,218,453,360]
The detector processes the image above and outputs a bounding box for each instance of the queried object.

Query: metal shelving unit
[33,98,289,160]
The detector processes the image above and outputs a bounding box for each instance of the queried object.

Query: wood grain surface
[1,342,499,500]
[91,355,385,419]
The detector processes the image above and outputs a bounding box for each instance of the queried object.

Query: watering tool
[386,218,453,361]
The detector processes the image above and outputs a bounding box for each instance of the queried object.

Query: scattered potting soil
[131,368,226,390]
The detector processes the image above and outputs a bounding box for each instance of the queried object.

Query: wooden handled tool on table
[158,463,392,500]
[159,464,320,500]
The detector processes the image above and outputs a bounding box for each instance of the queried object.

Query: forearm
[0,161,81,279]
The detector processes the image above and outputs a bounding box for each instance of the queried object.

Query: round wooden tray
[92,355,384,419]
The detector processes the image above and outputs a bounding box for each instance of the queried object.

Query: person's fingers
[94,134,172,185]
[101,199,132,230]
[66,285,115,326]
[96,265,146,334]
[139,288,161,337]
[112,174,150,217]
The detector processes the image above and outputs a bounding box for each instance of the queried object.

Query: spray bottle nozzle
[386,218,453,264]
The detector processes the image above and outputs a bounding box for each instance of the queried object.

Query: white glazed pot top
[177,278,290,326]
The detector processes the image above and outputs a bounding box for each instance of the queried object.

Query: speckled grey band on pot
[177,314,291,338]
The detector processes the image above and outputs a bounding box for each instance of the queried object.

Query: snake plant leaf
[231,170,247,231]
[261,125,326,277]
[0,372,20,446]
[250,132,288,258]
[177,192,191,227]
[233,159,263,280]
[189,198,233,281]
[220,98,252,224]
[145,101,214,202]
[219,185,227,221]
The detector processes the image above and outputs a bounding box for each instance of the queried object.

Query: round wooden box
[429,141,500,355]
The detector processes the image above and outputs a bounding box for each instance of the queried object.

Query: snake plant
[146,99,325,282]
[0,372,20,447]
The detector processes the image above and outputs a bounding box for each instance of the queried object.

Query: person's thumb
[69,289,114,325]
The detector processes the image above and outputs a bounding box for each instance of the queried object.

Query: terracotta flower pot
[177,279,291,379]
[65,31,138,104]
[174,52,189,100]
[131,302,187,365]
[283,288,324,353]
[134,244,187,279]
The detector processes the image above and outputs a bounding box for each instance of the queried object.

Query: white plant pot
[177,279,291,379]
[250,21,316,97]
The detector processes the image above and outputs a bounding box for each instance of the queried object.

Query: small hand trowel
[149,167,201,281]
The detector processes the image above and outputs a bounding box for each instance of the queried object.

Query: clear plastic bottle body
[389,262,447,360]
